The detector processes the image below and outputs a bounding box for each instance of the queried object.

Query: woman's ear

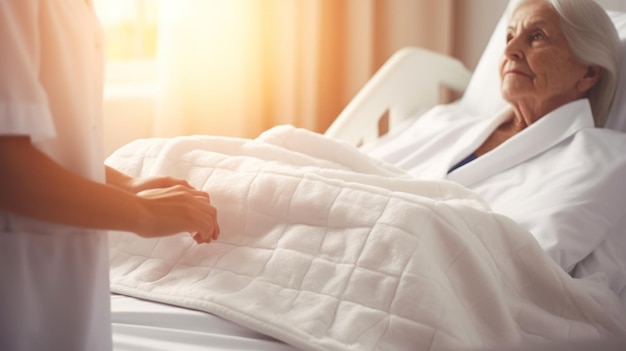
[577,65,601,94]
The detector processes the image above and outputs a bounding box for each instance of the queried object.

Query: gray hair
[509,0,622,127]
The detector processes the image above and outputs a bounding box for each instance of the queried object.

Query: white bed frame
[324,47,472,146]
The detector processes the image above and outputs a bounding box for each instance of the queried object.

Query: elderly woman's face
[499,0,590,111]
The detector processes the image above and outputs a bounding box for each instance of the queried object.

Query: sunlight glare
[156,0,264,136]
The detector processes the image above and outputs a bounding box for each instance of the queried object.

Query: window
[94,0,159,87]
[94,0,160,61]
[95,0,159,156]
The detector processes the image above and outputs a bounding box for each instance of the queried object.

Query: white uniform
[364,99,626,305]
[0,1,111,350]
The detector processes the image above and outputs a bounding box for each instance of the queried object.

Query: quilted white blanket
[107,125,626,351]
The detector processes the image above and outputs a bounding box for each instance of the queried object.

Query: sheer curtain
[153,0,455,139]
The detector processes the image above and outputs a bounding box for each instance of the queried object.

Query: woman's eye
[532,32,544,41]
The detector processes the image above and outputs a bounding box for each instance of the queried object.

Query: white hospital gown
[0,1,111,350]
[364,99,626,306]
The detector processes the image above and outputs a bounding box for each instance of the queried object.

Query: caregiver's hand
[136,185,220,244]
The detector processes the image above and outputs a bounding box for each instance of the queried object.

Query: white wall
[596,0,626,11]
[454,0,507,70]
[455,0,626,71]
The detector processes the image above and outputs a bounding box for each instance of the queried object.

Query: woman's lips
[504,69,530,77]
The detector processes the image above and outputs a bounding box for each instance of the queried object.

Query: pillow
[606,10,626,132]
[459,2,626,133]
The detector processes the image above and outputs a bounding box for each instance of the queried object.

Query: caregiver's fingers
[130,176,197,194]
[135,186,219,240]
[191,231,213,244]
[189,199,220,245]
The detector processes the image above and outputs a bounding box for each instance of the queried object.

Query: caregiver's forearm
[0,136,148,233]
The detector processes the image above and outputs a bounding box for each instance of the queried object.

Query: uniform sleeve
[0,1,56,142]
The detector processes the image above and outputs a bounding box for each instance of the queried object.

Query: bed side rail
[325,47,472,146]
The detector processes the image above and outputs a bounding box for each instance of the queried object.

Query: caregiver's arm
[0,136,219,242]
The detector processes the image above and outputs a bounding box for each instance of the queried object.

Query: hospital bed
[109,4,626,351]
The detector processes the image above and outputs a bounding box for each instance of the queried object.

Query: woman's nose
[504,36,524,60]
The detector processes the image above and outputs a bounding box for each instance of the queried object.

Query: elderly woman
[473,0,613,156]
[365,0,625,302]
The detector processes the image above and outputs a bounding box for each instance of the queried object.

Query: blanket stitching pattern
[107,126,626,351]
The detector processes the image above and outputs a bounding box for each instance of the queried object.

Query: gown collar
[446,99,595,186]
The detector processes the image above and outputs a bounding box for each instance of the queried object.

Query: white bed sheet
[112,294,626,351]
[111,294,299,351]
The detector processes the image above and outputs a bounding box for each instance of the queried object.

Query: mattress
[111,294,299,351]
[112,294,626,351]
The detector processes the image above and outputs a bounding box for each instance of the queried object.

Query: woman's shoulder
[575,127,626,153]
